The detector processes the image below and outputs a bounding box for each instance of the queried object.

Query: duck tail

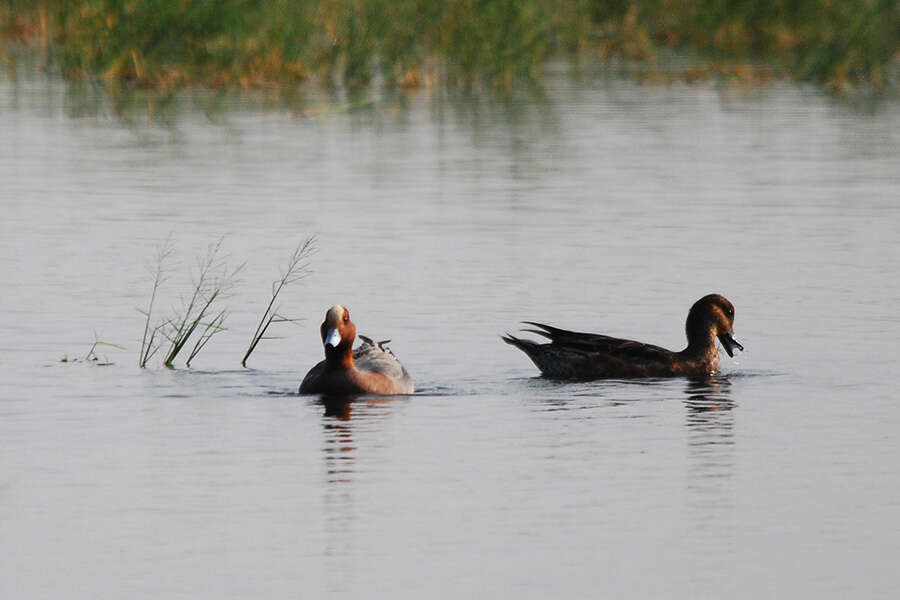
[503,333,561,377]
[501,333,539,352]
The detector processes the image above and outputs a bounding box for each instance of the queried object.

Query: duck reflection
[320,396,357,485]
[684,375,736,555]
[317,393,404,590]
[317,395,357,592]
[684,375,735,439]
[317,394,405,485]
[322,395,355,421]
[684,376,735,477]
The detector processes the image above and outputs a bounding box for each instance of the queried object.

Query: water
[2,73,900,598]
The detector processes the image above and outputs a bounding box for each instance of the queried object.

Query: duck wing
[505,322,675,379]
[523,321,672,357]
[299,338,414,394]
[354,335,415,392]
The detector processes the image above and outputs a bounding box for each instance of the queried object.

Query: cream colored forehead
[325,305,347,323]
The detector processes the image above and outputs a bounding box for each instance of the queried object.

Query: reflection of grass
[1,1,897,92]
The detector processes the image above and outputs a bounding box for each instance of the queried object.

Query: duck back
[300,336,414,395]
[503,324,677,379]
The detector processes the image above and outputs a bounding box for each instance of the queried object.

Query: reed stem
[241,236,316,368]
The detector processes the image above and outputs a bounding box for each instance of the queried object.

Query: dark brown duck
[502,294,743,379]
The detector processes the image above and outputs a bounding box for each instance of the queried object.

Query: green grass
[138,235,173,368]
[241,236,316,368]
[2,0,898,92]
[137,236,243,369]
[160,237,242,369]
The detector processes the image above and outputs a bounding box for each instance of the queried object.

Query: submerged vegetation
[1,1,897,93]
[60,332,124,366]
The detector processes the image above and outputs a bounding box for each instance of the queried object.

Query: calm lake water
[2,72,900,598]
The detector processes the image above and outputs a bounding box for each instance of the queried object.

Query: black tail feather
[522,328,554,339]
[521,321,575,339]
[501,333,538,349]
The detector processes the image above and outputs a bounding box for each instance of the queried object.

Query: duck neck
[683,330,719,362]
[325,344,355,370]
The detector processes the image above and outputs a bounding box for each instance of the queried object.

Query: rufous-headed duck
[299,305,415,395]
[503,294,743,379]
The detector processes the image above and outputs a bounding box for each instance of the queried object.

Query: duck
[299,304,415,395]
[502,294,743,379]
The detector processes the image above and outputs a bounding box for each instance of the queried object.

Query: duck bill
[324,328,342,348]
[719,332,744,357]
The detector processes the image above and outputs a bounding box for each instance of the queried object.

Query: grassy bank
[1,0,898,92]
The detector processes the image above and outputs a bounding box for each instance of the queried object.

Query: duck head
[320,304,356,359]
[685,294,744,357]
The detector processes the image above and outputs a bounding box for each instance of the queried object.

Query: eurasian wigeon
[502,294,743,379]
[299,305,415,395]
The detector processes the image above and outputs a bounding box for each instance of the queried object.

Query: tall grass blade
[139,235,174,368]
[186,309,228,367]
[161,236,242,368]
[242,236,316,368]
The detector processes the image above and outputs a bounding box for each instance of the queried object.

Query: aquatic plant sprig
[162,236,245,368]
[185,309,228,368]
[62,332,125,365]
[86,331,125,365]
[139,235,175,368]
[241,236,316,368]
